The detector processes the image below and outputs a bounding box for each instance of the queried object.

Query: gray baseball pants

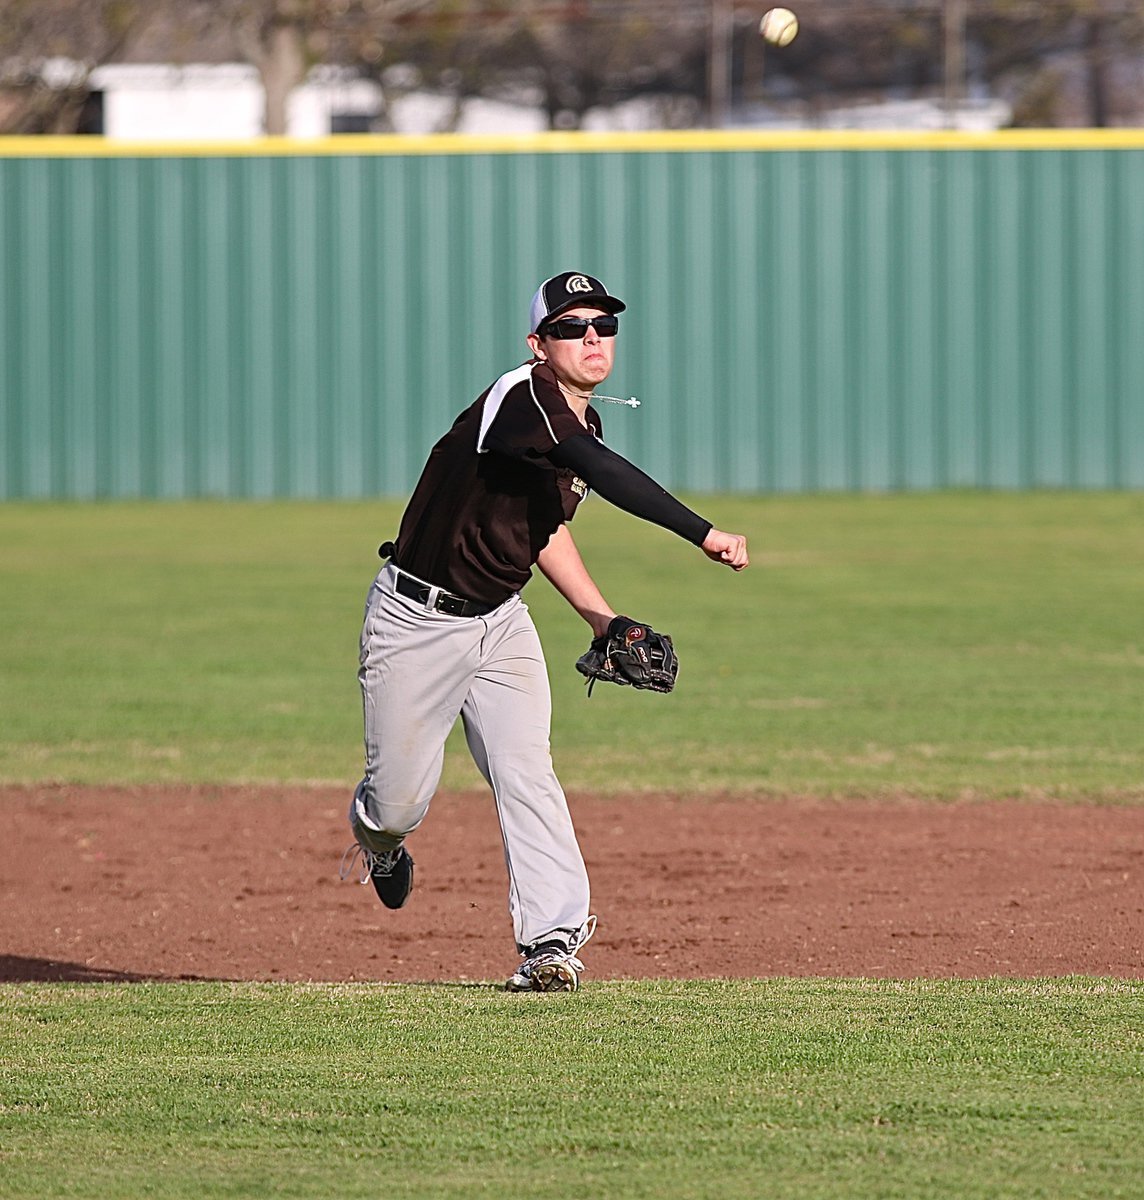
[351,562,591,952]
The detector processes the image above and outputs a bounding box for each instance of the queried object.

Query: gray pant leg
[352,565,482,852]
[353,565,590,952]
[461,600,591,951]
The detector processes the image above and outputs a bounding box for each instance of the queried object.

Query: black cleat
[367,846,414,910]
[340,844,414,910]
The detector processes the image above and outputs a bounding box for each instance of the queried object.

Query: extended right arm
[547,432,710,544]
[547,432,748,570]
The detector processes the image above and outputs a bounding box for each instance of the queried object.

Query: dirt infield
[2,785,1141,983]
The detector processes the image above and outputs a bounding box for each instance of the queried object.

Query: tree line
[1,0,1141,134]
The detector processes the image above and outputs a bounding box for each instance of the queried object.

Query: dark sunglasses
[541,314,619,340]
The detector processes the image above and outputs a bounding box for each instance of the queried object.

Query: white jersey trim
[475,363,537,454]
[528,372,561,447]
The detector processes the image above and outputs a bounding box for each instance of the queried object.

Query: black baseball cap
[529,271,626,333]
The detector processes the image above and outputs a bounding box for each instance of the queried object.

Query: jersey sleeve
[547,432,713,546]
[478,361,592,459]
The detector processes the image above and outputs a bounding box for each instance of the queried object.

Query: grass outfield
[1,979,1141,1200]
[1,491,1142,796]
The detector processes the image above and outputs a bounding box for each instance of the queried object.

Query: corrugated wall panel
[1,134,1142,499]
[1116,153,1144,488]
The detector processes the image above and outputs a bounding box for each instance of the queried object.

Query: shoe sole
[505,961,579,993]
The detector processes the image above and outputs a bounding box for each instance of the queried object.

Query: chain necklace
[558,383,641,408]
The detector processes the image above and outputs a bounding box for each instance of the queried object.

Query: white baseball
[760,7,799,46]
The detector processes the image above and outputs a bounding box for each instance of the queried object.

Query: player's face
[528,305,616,391]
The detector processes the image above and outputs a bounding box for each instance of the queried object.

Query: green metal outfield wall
[2,130,1143,499]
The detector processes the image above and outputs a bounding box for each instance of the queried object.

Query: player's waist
[390,565,500,618]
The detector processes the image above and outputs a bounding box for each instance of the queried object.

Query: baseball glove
[575,616,678,695]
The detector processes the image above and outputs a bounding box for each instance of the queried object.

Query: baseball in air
[760,7,799,46]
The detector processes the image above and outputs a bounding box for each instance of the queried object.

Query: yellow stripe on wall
[2,128,1144,158]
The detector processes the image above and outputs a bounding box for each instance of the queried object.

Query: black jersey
[393,361,600,606]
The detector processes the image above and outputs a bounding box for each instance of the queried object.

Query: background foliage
[3,0,1144,133]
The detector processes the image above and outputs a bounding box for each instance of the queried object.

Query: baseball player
[342,271,749,992]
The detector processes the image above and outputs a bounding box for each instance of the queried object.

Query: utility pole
[1084,3,1111,126]
[942,0,967,127]
[708,0,734,127]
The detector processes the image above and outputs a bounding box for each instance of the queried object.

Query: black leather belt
[393,570,497,618]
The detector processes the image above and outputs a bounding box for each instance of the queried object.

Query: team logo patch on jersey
[566,274,593,294]
[571,475,588,498]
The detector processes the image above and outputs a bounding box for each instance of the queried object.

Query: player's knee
[351,779,427,849]
[484,756,562,800]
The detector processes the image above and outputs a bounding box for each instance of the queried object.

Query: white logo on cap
[566,275,593,294]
